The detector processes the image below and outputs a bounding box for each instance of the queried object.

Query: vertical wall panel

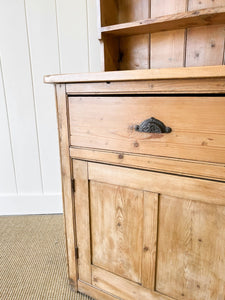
[56,0,89,73]
[0,0,105,214]
[0,0,42,194]
[87,0,102,72]
[25,0,61,193]
[0,61,17,194]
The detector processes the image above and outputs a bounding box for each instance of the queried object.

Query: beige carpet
[0,214,94,300]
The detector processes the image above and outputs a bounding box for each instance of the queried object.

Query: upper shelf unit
[97,0,225,71]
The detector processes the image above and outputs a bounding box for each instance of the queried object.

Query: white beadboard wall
[0,0,101,215]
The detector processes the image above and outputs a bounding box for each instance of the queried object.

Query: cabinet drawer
[68,96,225,164]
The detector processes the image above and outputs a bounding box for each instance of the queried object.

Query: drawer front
[68,96,225,164]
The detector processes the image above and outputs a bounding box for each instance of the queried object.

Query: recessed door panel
[156,195,225,300]
[90,181,144,283]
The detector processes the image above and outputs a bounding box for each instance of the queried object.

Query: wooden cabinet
[45,67,225,300]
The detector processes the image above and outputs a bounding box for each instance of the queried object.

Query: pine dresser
[45,66,225,300]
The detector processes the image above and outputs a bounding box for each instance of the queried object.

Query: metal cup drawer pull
[135,117,172,133]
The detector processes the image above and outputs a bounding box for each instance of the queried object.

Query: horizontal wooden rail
[44,66,225,83]
[100,6,225,37]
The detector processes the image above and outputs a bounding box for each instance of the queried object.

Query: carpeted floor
[0,214,94,300]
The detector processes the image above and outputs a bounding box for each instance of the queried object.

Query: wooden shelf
[100,6,225,37]
[44,66,225,83]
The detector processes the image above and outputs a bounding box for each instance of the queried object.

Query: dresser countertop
[44,65,225,84]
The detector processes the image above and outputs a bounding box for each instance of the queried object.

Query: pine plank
[103,36,120,71]
[66,78,225,94]
[100,7,225,36]
[151,0,187,69]
[186,25,225,66]
[188,0,225,10]
[69,147,225,181]
[98,0,118,26]
[151,29,185,68]
[73,159,91,284]
[117,0,150,71]
[119,34,150,70]
[69,96,225,164]
[186,0,225,67]
[78,280,118,300]
[88,162,225,206]
[44,65,225,83]
[90,181,144,283]
[55,84,78,287]
[142,192,158,289]
[118,0,150,23]
[156,195,225,300]
[151,0,187,17]
[92,265,172,300]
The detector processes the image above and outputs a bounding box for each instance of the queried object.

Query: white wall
[0,0,101,215]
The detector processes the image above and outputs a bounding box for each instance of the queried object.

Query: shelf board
[100,6,225,37]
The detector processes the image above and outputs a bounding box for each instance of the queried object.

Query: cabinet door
[73,160,225,300]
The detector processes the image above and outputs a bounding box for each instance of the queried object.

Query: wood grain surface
[66,78,225,94]
[96,0,225,71]
[69,96,225,164]
[55,84,78,288]
[92,265,171,300]
[44,65,225,83]
[70,147,225,181]
[100,7,225,36]
[156,195,225,300]
[90,181,144,283]
[142,192,158,289]
[186,25,225,67]
[88,162,225,206]
[73,160,91,284]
